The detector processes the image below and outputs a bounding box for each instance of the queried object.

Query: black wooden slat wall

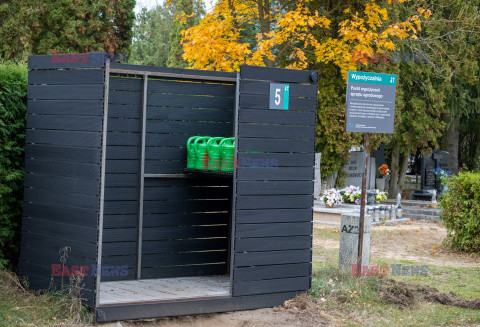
[102,70,236,281]
[19,55,105,305]
[232,65,318,297]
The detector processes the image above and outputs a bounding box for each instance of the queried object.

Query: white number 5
[275,88,281,105]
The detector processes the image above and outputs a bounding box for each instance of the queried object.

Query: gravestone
[339,213,371,268]
[314,153,321,199]
[412,155,437,200]
[344,151,375,189]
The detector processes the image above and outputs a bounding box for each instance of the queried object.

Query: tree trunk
[256,0,274,67]
[444,114,460,174]
[388,146,400,199]
[398,150,410,198]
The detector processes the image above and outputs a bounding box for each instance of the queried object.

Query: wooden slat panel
[21,232,97,259]
[238,108,316,125]
[235,222,311,238]
[234,249,310,267]
[105,173,138,187]
[238,138,313,153]
[235,236,311,252]
[23,202,98,227]
[237,181,313,195]
[26,114,103,132]
[240,80,317,98]
[142,238,228,254]
[235,208,312,224]
[236,195,313,209]
[233,277,310,296]
[108,104,141,119]
[24,173,100,196]
[238,123,315,139]
[28,85,103,100]
[146,120,232,135]
[148,79,235,97]
[238,153,313,168]
[240,65,316,84]
[22,217,98,243]
[140,264,227,280]
[27,100,103,116]
[234,263,310,282]
[25,158,100,179]
[142,251,227,266]
[143,212,229,228]
[109,76,143,91]
[237,167,314,181]
[147,107,233,122]
[24,188,99,210]
[28,53,105,69]
[26,129,102,147]
[28,69,105,85]
[240,94,317,111]
[25,144,101,163]
[105,185,228,201]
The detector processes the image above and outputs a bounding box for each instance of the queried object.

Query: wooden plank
[236,181,313,195]
[237,167,314,181]
[24,187,99,211]
[235,236,311,252]
[26,129,102,147]
[235,222,311,238]
[238,138,314,153]
[105,173,138,187]
[238,123,315,139]
[235,208,312,224]
[27,99,103,116]
[109,90,142,105]
[96,291,302,322]
[22,217,98,243]
[236,195,313,209]
[240,94,317,111]
[107,131,140,146]
[234,249,310,267]
[233,277,310,296]
[23,202,99,227]
[26,114,103,132]
[240,80,317,98]
[21,232,97,259]
[28,85,103,100]
[110,62,236,79]
[240,65,317,84]
[102,225,228,242]
[140,263,227,280]
[146,120,232,135]
[25,158,100,179]
[143,199,230,214]
[109,76,143,92]
[234,263,310,282]
[24,173,100,196]
[28,69,105,85]
[108,104,142,119]
[238,108,316,125]
[148,79,235,97]
[28,53,106,69]
[105,185,229,201]
[142,251,227,267]
[20,248,94,270]
[106,145,140,159]
[142,238,228,254]
[237,153,314,168]
[105,160,139,174]
[147,107,233,122]
[148,93,234,110]
[25,144,101,163]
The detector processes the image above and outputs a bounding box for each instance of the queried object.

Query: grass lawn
[311,221,480,326]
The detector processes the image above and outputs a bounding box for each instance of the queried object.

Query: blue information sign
[345,71,397,133]
[269,83,290,110]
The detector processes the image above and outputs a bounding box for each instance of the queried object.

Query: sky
[134,0,216,14]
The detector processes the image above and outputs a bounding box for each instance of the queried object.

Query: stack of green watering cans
[186,136,235,172]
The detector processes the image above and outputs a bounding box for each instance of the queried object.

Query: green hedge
[0,62,27,268]
[440,171,480,253]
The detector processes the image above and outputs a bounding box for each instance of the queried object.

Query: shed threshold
[98,276,230,305]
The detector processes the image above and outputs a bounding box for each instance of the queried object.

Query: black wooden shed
[19,53,318,322]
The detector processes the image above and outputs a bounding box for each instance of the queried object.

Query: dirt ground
[314,221,480,268]
[100,220,479,327]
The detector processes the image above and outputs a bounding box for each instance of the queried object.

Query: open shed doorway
[98,65,237,305]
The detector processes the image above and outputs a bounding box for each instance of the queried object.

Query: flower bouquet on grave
[342,185,362,205]
[377,164,389,178]
[376,189,388,204]
[321,188,342,208]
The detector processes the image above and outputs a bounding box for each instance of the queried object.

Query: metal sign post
[345,71,397,269]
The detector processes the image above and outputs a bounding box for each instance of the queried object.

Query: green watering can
[207,137,225,170]
[220,138,235,172]
[186,136,201,169]
[194,136,211,170]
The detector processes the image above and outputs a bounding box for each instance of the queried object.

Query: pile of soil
[381,279,480,310]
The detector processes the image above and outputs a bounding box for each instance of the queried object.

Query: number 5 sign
[269,84,290,110]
